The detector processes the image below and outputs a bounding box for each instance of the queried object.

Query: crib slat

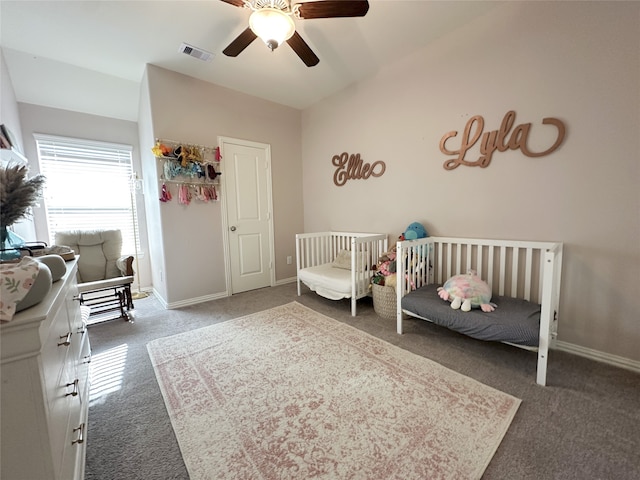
[524,247,533,301]
[427,244,434,284]
[304,238,310,267]
[498,246,506,296]
[437,242,444,284]
[423,244,429,287]
[418,243,433,284]
[487,246,494,291]
[511,247,519,297]
[538,254,545,305]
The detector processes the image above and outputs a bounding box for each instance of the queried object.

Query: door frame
[218,136,276,295]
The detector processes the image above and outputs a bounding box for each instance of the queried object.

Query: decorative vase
[1,226,25,260]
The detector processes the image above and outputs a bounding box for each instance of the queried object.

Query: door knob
[230,226,237,231]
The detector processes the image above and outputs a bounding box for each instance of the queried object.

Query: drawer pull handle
[72,423,85,445]
[65,379,79,397]
[58,332,72,347]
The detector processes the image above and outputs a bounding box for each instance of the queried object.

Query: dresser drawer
[47,351,74,479]
[60,322,91,480]
[41,310,73,406]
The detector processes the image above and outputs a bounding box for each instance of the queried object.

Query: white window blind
[35,134,139,255]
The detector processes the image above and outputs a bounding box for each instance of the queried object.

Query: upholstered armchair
[55,229,135,321]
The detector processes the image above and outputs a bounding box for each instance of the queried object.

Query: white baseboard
[154,279,296,307]
[152,281,298,309]
[554,340,640,374]
[152,290,229,310]
[150,288,166,308]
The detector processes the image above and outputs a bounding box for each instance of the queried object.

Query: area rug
[147,302,520,480]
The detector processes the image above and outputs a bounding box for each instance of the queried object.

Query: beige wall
[138,67,165,300]
[0,50,23,151]
[142,65,304,305]
[301,1,640,362]
[0,49,34,240]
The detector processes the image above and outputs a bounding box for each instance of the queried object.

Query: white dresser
[1,259,91,480]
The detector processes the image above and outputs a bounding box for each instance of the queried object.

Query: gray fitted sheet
[401,283,541,346]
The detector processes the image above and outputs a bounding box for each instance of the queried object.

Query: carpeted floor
[85,282,640,480]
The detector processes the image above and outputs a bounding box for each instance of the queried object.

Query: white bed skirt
[298,264,357,300]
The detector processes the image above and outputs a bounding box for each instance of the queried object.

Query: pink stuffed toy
[437,270,495,312]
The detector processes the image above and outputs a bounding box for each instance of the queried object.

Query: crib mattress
[401,283,542,346]
[298,264,356,300]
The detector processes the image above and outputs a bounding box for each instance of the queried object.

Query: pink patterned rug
[147,302,520,479]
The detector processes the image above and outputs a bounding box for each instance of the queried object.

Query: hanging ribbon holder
[153,138,222,205]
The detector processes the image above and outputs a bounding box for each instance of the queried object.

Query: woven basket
[372,283,397,320]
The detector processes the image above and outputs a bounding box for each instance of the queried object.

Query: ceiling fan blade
[286,31,320,67]
[222,27,258,57]
[296,0,369,19]
[219,0,246,7]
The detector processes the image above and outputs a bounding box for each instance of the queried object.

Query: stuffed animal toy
[437,270,495,312]
[403,222,428,240]
[185,146,203,164]
[174,146,193,167]
[371,249,397,286]
[384,273,397,290]
[151,142,173,157]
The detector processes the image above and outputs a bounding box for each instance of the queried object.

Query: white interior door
[220,137,274,294]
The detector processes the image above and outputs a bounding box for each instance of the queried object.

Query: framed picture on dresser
[0,124,20,153]
[0,124,12,149]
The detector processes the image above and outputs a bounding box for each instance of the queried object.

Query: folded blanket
[1,257,41,321]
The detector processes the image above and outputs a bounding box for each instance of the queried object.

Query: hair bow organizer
[153,139,221,206]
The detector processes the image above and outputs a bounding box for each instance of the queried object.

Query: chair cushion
[55,229,124,283]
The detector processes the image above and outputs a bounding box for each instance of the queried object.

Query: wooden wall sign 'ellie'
[332,152,386,186]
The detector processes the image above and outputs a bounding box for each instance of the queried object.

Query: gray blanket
[401,283,541,346]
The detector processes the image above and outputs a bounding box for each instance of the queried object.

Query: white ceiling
[0,1,499,121]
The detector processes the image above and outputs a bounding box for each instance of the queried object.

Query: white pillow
[332,249,353,270]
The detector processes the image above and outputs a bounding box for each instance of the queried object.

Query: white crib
[296,232,388,316]
[396,236,563,386]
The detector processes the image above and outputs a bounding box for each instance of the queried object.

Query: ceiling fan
[220,0,369,67]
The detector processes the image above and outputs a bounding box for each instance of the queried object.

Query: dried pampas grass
[0,163,46,228]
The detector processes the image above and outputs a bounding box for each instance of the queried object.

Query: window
[35,134,139,254]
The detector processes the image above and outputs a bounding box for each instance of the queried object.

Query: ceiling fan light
[249,8,295,51]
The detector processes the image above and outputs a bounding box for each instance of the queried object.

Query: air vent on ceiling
[179,43,214,62]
